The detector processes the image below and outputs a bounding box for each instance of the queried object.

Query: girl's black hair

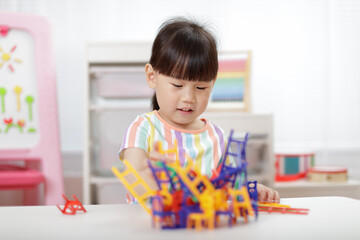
[149,17,218,110]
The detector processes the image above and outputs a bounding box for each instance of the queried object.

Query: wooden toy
[307,166,348,182]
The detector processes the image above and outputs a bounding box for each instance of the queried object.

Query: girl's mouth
[178,108,193,113]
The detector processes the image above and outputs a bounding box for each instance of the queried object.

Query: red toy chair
[0,12,64,205]
[57,194,86,215]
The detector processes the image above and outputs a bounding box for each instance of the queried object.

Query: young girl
[119,17,279,203]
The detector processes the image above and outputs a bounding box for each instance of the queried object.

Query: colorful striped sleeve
[118,115,151,160]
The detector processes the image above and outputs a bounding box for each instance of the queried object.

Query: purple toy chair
[0,12,64,205]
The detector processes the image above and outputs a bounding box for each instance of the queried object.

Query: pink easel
[0,12,64,205]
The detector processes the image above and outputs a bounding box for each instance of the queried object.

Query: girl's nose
[181,87,195,102]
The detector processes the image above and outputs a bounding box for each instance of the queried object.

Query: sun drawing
[0,45,23,72]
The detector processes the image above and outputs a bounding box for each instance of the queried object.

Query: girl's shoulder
[138,111,156,118]
[202,118,225,135]
[132,111,157,123]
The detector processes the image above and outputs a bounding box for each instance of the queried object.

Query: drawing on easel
[209,51,251,111]
[0,25,39,148]
[0,44,23,72]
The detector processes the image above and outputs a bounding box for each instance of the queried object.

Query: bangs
[150,18,218,82]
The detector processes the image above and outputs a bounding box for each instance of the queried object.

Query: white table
[0,197,359,240]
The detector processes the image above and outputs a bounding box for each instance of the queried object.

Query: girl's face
[146,64,215,130]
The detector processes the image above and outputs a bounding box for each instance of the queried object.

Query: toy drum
[275,151,315,181]
[307,166,348,182]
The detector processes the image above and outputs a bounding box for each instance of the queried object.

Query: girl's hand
[257,183,280,203]
[123,147,158,190]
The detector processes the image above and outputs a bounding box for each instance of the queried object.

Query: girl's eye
[172,84,182,88]
[197,87,206,90]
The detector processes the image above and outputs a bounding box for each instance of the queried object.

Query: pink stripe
[9,64,14,72]
[10,45,17,53]
[127,117,144,147]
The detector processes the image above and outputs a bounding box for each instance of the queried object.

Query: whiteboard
[0,29,39,149]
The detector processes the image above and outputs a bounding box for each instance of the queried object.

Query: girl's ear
[210,78,216,89]
[145,63,156,89]
[212,78,216,87]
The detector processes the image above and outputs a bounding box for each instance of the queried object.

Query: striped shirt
[119,110,227,177]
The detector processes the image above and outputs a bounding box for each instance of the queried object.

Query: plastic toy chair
[0,12,64,205]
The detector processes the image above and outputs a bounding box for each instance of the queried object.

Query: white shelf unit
[83,42,152,204]
[83,42,275,204]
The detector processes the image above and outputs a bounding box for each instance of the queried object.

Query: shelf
[87,42,151,63]
[91,176,120,185]
[275,178,360,189]
[89,100,150,111]
[248,174,272,183]
[274,178,360,199]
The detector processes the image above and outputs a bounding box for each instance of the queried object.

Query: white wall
[1,0,359,174]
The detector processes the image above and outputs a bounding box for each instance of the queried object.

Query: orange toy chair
[0,12,64,205]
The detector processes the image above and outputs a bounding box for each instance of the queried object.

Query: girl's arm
[122,147,159,190]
